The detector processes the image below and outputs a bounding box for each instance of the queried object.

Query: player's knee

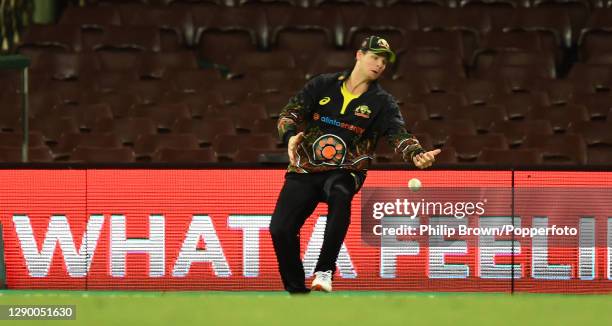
[328,184,353,205]
[269,219,291,240]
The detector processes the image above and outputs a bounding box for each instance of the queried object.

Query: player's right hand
[288,132,304,166]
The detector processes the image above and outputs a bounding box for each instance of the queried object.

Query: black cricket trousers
[269,170,358,293]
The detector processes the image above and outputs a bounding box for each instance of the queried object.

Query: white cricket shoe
[311,270,333,292]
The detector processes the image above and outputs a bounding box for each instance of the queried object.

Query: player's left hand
[413,149,441,169]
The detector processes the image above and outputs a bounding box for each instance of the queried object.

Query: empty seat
[194,7,264,47]
[586,147,612,165]
[453,79,503,105]
[234,148,286,163]
[571,93,612,120]
[134,134,201,159]
[527,105,590,132]
[382,80,426,105]
[212,133,277,161]
[540,80,582,105]
[124,80,177,106]
[417,6,489,38]
[446,133,509,161]
[254,93,293,118]
[0,132,45,148]
[95,52,143,72]
[30,117,80,145]
[523,134,587,164]
[119,4,192,51]
[486,67,551,93]
[532,0,589,42]
[24,90,63,118]
[59,6,121,28]
[460,0,518,30]
[412,119,477,146]
[503,8,573,48]
[55,133,123,157]
[140,52,200,79]
[172,118,236,144]
[479,148,543,165]
[196,30,257,66]
[567,121,612,147]
[567,63,612,92]
[306,50,355,79]
[420,93,468,119]
[229,51,296,77]
[110,117,157,145]
[18,24,83,52]
[343,7,418,48]
[168,69,225,93]
[490,120,554,147]
[230,103,270,132]
[153,148,216,163]
[491,93,550,120]
[70,147,136,163]
[447,105,508,133]
[43,82,83,106]
[405,30,467,62]
[29,52,99,81]
[92,26,162,52]
[253,118,278,134]
[60,103,114,132]
[128,104,192,131]
[400,103,429,124]
[474,50,556,80]
[163,92,225,118]
[397,49,463,69]
[0,71,22,95]
[80,92,140,118]
[395,67,465,92]
[477,30,552,54]
[211,82,259,106]
[79,72,138,96]
[0,146,54,162]
[269,7,338,46]
[578,9,612,63]
[274,28,336,66]
[251,69,305,94]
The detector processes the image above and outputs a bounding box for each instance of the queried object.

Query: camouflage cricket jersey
[277,70,425,187]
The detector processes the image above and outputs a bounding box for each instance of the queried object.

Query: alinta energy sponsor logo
[313,113,364,134]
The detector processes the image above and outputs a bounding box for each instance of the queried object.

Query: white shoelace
[315,270,332,282]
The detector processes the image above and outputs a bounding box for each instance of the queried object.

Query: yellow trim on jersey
[340,81,359,115]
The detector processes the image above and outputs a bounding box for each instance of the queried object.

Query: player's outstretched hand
[288,132,305,166]
[413,149,441,169]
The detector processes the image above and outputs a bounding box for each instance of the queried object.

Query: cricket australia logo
[319,97,331,105]
[354,105,371,118]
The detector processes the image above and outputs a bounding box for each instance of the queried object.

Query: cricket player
[270,36,440,293]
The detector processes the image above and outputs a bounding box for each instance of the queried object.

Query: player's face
[357,50,388,80]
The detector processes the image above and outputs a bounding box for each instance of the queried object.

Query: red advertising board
[0,169,610,293]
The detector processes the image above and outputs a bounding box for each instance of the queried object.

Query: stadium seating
[0,1,609,165]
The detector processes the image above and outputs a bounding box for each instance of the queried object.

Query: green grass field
[0,290,610,326]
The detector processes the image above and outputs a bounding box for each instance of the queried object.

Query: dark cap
[359,35,396,64]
